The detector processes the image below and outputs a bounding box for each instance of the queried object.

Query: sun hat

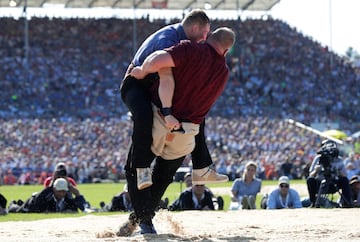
[350,175,360,185]
[184,172,191,179]
[53,178,69,191]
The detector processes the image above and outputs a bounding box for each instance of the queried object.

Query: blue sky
[270,0,360,55]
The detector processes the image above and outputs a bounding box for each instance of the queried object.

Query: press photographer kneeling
[306,139,353,208]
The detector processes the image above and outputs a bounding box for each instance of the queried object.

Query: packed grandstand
[0,16,359,185]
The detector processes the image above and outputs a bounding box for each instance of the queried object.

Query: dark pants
[191,120,212,169]
[120,75,212,169]
[121,75,155,168]
[0,193,7,209]
[125,155,184,222]
[121,74,213,222]
[307,176,353,206]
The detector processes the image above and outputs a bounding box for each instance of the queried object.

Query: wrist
[161,107,172,116]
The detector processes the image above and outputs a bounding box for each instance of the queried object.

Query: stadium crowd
[0,16,360,185]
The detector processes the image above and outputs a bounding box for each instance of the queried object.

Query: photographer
[44,162,89,211]
[306,139,353,208]
[9,178,85,213]
[44,162,77,188]
[0,193,7,215]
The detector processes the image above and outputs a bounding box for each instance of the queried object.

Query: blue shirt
[132,23,186,66]
[267,188,302,209]
[231,178,262,199]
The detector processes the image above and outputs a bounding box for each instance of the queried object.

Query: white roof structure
[2,0,280,11]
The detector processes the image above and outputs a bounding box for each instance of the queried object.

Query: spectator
[99,183,168,212]
[229,161,262,210]
[100,184,133,212]
[265,176,302,209]
[0,193,7,215]
[43,162,77,188]
[183,172,193,188]
[168,184,215,211]
[280,157,294,180]
[18,171,34,185]
[3,169,17,185]
[343,152,360,179]
[178,172,224,210]
[11,163,23,180]
[10,178,86,213]
[349,175,360,207]
[43,162,91,211]
[306,140,352,208]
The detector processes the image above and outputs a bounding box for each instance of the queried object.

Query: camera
[56,168,67,177]
[318,153,334,178]
[318,140,339,179]
[55,164,67,177]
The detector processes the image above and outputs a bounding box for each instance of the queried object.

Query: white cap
[278,176,290,185]
[53,178,69,191]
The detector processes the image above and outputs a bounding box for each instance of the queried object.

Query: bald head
[207,27,235,56]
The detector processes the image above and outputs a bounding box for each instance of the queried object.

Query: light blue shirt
[267,188,302,209]
[231,178,262,199]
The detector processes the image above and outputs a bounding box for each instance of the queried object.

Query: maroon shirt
[151,40,229,124]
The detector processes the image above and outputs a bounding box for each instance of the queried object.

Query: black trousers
[120,75,212,169]
[191,120,212,169]
[307,176,353,206]
[121,75,155,168]
[0,193,7,208]
[125,155,184,222]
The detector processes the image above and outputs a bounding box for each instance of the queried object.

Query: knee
[153,172,174,185]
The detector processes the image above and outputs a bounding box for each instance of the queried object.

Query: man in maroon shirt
[132,27,234,162]
[118,27,235,235]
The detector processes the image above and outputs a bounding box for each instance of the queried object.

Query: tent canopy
[2,0,280,11]
[322,129,348,140]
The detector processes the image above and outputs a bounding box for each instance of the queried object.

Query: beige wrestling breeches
[151,104,199,160]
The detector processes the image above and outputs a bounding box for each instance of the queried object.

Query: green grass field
[0,179,308,222]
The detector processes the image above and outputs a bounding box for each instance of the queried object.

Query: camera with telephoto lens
[319,153,333,178]
[318,140,339,179]
[57,168,67,177]
[55,164,67,177]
